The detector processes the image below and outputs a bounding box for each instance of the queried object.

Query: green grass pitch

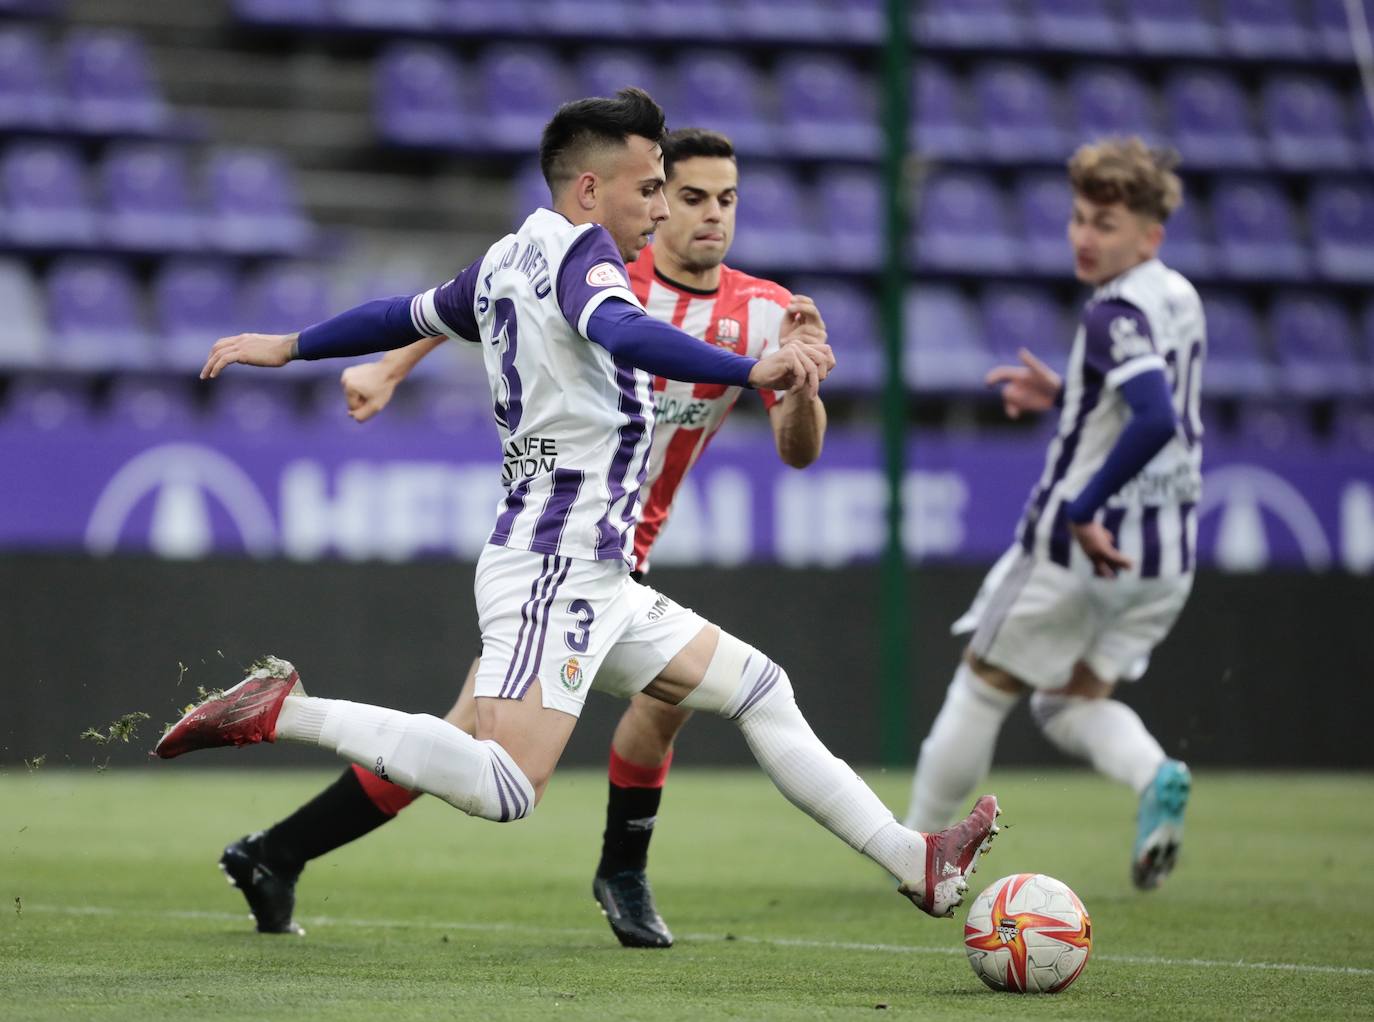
[3,767,1372,1020]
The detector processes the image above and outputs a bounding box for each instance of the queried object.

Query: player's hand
[200,333,296,380]
[985,348,1062,419]
[780,295,827,346]
[750,341,834,398]
[341,360,399,423]
[1070,520,1133,579]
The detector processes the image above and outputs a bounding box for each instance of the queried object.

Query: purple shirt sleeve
[586,299,756,388]
[1082,298,1158,381]
[295,295,423,360]
[556,225,640,336]
[414,260,482,343]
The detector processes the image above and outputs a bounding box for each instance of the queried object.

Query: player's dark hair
[663,127,736,179]
[539,87,667,191]
[1068,137,1183,222]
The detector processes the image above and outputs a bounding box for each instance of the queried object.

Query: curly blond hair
[1068,137,1183,223]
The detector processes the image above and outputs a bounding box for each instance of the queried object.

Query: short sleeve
[411,260,481,344]
[1082,298,1165,389]
[556,226,642,338]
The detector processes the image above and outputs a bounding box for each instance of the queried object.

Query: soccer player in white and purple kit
[904,138,1204,891]
[158,89,1001,929]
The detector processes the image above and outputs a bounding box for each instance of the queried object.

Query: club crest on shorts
[559,656,584,692]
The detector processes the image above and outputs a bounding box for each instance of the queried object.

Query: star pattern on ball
[964,873,1093,992]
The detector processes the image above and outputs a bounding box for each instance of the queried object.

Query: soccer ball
[963,873,1092,994]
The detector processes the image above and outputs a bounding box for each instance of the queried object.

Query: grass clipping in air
[80,712,151,746]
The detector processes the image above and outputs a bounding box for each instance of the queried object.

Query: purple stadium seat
[1,141,99,247]
[0,374,95,431]
[1312,0,1359,61]
[46,256,150,369]
[374,44,471,149]
[105,377,198,432]
[100,143,204,251]
[1211,180,1310,280]
[1068,66,1159,144]
[1263,75,1356,170]
[1165,70,1265,170]
[1159,198,1215,279]
[1030,0,1126,52]
[837,0,883,45]
[727,166,819,271]
[1201,293,1275,397]
[915,0,1025,48]
[904,285,992,393]
[62,29,170,135]
[208,377,298,433]
[1356,90,1374,168]
[639,0,736,42]
[1270,292,1368,397]
[232,0,332,26]
[541,0,636,40]
[734,0,831,43]
[333,0,440,30]
[1015,173,1070,274]
[153,259,243,370]
[671,51,773,156]
[413,376,496,435]
[973,63,1068,163]
[1124,0,1221,56]
[776,55,878,161]
[0,258,48,368]
[0,26,64,131]
[1235,399,1313,450]
[1220,0,1314,59]
[205,148,313,255]
[437,0,534,35]
[980,285,1069,363]
[509,159,548,225]
[913,63,979,160]
[914,172,1019,273]
[243,262,332,335]
[576,50,660,104]
[478,46,569,153]
[1332,399,1374,454]
[814,168,880,272]
[788,277,880,391]
[1310,182,1374,283]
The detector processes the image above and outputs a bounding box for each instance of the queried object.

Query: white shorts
[472,544,707,717]
[959,546,1193,690]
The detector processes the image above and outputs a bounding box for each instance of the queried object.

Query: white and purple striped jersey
[410,208,656,568]
[1018,258,1206,579]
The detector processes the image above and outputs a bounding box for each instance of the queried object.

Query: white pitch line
[22,903,1374,979]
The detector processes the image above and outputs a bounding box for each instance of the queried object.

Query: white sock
[276,695,534,821]
[1030,694,1165,794]
[726,656,926,882]
[903,663,1019,833]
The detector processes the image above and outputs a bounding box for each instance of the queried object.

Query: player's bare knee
[632,693,693,743]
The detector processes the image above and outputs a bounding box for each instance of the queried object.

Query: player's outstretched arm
[770,295,831,468]
[342,336,447,423]
[985,348,1062,419]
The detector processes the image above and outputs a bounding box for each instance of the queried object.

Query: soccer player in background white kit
[214,128,831,947]
[904,137,1204,891]
[158,89,1001,928]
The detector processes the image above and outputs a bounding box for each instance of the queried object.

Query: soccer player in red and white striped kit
[217,128,837,946]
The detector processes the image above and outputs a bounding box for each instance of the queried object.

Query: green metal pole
[878,0,911,766]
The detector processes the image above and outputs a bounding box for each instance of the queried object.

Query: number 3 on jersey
[492,298,523,432]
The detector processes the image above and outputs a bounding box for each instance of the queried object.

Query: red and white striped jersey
[627,244,790,572]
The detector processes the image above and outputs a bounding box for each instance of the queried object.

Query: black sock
[262,767,395,872]
[596,782,663,877]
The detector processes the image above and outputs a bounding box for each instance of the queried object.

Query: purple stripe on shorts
[532,468,584,553]
[512,556,572,701]
[731,659,782,720]
[1179,501,1195,572]
[501,554,553,697]
[491,479,531,546]
[492,754,529,819]
[1141,505,1161,578]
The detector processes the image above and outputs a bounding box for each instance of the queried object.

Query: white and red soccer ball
[963,873,1093,994]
